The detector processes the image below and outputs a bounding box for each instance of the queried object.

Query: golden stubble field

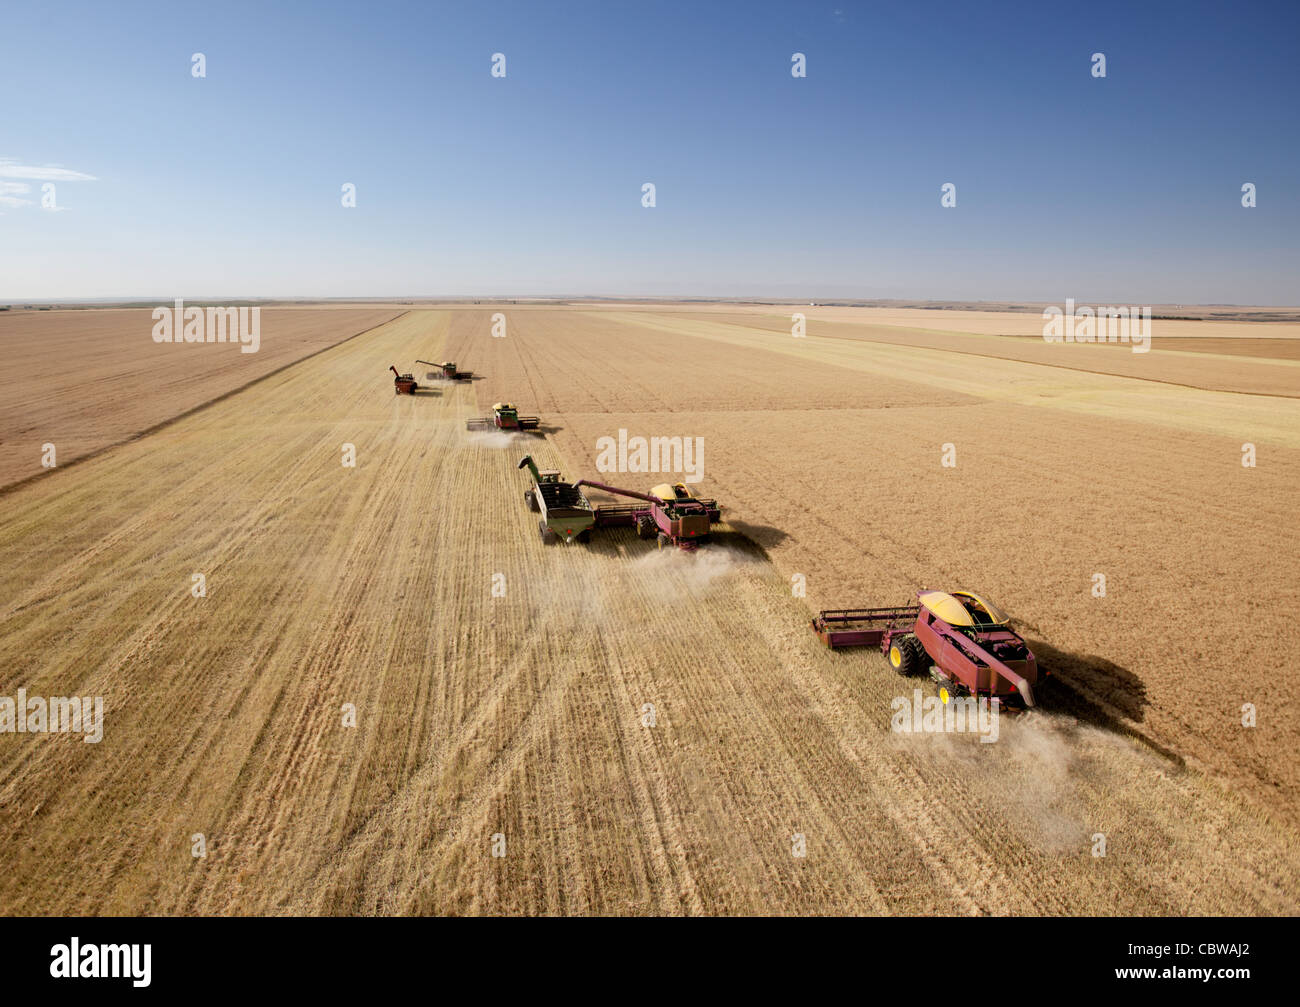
[0,305,1296,915]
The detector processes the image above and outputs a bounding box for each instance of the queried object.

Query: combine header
[811,590,1044,708]
[417,359,473,381]
[389,365,419,395]
[467,403,540,432]
[518,457,722,548]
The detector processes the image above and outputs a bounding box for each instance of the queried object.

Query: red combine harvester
[573,479,721,550]
[811,590,1044,708]
[389,365,419,395]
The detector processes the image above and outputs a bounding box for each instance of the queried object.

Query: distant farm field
[0,305,1296,914]
[0,307,401,488]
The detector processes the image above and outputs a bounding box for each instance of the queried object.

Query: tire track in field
[0,311,441,913]
[277,409,594,911]
[583,610,704,915]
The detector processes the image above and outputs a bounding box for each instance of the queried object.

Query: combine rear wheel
[886,635,925,677]
[538,521,557,545]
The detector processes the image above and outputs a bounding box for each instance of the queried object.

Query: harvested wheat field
[1,306,1297,915]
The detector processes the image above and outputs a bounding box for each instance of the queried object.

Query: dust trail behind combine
[463,430,539,451]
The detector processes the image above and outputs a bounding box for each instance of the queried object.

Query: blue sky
[1,0,1297,302]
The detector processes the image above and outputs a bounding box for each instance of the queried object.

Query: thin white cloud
[0,181,31,195]
[0,195,34,207]
[0,159,98,182]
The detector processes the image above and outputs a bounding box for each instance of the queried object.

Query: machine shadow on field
[1026,638,1184,767]
[722,519,789,550]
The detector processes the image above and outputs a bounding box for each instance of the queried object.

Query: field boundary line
[0,310,407,500]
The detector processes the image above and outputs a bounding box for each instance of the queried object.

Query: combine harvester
[573,478,720,550]
[811,590,1044,708]
[467,403,541,432]
[417,359,473,381]
[518,456,721,548]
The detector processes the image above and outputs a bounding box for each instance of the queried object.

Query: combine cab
[575,478,721,550]
[389,365,419,395]
[811,590,1044,708]
[467,403,541,432]
[518,455,595,543]
[417,359,473,381]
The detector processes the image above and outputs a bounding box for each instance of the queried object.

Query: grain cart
[518,455,596,543]
[811,590,1043,707]
[389,365,419,395]
[417,359,473,381]
[467,403,541,432]
[573,479,721,550]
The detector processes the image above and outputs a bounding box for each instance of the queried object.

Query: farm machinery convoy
[518,455,721,548]
[389,359,475,394]
[386,361,545,433]
[388,357,1044,708]
[811,591,1046,708]
[516,445,1042,707]
[516,441,1043,706]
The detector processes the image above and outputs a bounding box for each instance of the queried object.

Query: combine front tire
[636,516,656,540]
[886,635,925,677]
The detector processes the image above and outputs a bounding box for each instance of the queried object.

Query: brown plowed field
[0,306,1296,915]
